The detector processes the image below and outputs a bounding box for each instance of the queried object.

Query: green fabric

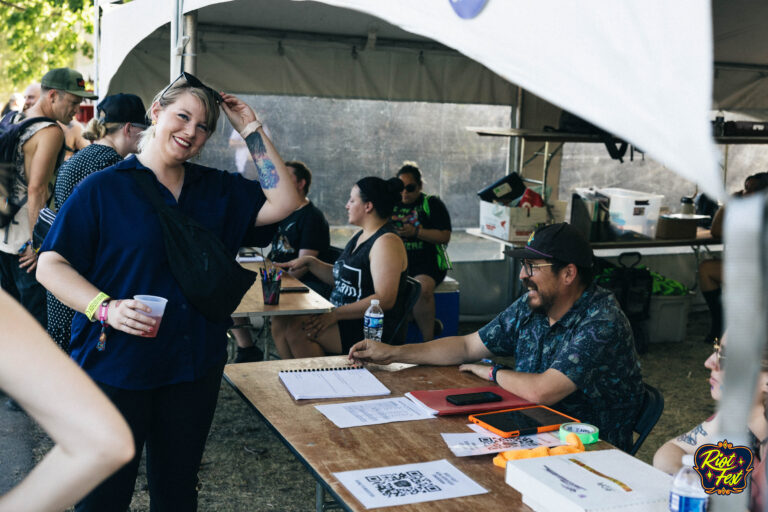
[596,266,688,296]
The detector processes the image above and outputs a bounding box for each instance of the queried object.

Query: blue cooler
[406,276,460,343]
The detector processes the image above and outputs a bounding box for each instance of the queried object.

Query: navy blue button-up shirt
[41,155,272,390]
[478,284,644,451]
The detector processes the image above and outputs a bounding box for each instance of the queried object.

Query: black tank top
[330,224,407,343]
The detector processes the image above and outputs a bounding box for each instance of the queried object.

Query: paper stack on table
[505,449,671,512]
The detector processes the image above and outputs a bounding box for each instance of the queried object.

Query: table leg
[316,481,344,511]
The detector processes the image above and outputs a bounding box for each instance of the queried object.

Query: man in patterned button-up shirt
[349,223,644,452]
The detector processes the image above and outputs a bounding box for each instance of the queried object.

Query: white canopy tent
[98,2,768,509]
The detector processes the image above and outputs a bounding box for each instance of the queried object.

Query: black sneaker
[5,398,22,412]
[234,345,264,363]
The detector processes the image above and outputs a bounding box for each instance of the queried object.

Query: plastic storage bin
[406,276,459,343]
[599,188,664,238]
[647,294,692,343]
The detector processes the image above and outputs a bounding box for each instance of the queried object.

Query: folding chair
[389,276,422,345]
[630,382,665,455]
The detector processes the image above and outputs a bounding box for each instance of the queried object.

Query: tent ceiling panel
[712,0,768,111]
[197,0,431,42]
[103,0,517,106]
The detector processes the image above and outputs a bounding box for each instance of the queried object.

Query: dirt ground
[31,312,715,511]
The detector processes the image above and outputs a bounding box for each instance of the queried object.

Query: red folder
[406,386,532,416]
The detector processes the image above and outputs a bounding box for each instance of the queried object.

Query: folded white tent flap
[715,192,768,511]
[308,0,724,200]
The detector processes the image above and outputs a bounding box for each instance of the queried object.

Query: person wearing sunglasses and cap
[45,93,148,355]
[36,73,300,510]
[350,222,645,452]
[391,162,453,341]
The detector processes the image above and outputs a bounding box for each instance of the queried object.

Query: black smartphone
[281,286,309,293]
[445,391,502,406]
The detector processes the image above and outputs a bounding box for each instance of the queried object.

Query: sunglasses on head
[404,184,418,192]
[160,72,222,105]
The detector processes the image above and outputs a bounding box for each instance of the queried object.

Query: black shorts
[407,260,446,287]
[337,318,364,354]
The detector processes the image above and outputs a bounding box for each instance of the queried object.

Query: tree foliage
[1,0,93,89]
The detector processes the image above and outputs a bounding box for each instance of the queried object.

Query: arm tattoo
[245,131,279,189]
[676,424,708,446]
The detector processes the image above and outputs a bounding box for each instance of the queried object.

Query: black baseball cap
[40,68,98,99]
[97,94,147,126]
[508,222,593,267]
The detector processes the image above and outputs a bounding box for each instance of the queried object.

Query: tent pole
[183,11,198,74]
[170,0,183,80]
[93,0,100,97]
[508,86,523,175]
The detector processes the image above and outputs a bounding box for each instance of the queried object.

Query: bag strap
[129,168,223,237]
[422,194,431,217]
[130,169,174,214]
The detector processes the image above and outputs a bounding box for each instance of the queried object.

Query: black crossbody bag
[130,169,256,323]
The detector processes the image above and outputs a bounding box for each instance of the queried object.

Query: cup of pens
[260,267,282,305]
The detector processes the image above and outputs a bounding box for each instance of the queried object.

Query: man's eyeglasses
[522,261,553,277]
[159,72,222,105]
[404,184,418,193]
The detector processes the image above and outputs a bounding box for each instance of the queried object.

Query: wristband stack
[86,292,110,322]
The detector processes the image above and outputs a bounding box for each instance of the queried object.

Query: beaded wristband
[239,119,263,139]
[85,292,110,322]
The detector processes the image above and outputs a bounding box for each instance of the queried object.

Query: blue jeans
[75,356,227,512]
[0,250,46,326]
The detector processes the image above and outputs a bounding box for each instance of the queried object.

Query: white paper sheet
[442,432,562,457]
[334,459,488,509]
[467,422,501,437]
[314,397,435,428]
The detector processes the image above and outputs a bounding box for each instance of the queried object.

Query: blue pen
[480,358,493,364]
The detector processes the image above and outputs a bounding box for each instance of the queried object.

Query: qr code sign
[365,470,441,497]
[478,436,539,450]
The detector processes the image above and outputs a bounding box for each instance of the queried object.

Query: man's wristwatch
[490,364,505,383]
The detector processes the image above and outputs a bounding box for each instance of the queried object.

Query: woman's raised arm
[220,93,300,225]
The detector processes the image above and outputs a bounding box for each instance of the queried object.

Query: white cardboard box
[479,200,567,242]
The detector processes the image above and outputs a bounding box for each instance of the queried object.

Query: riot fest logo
[693,440,754,495]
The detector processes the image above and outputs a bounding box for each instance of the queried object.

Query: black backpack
[546,111,630,163]
[0,113,56,228]
[595,252,653,353]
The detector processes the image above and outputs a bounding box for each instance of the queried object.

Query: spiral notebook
[278,366,391,400]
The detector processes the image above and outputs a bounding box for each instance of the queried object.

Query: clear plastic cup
[133,295,168,338]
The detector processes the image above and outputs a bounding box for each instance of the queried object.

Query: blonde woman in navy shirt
[37,74,299,510]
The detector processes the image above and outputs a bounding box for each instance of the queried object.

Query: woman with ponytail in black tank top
[275,177,408,357]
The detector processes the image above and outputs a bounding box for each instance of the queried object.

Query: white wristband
[239,119,262,139]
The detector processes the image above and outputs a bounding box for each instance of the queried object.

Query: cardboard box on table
[479,200,568,242]
[655,213,708,239]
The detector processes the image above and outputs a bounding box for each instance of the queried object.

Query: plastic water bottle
[363,299,384,342]
[669,455,708,512]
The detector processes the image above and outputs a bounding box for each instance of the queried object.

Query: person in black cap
[275,176,409,358]
[45,93,148,354]
[349,222,645,452]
